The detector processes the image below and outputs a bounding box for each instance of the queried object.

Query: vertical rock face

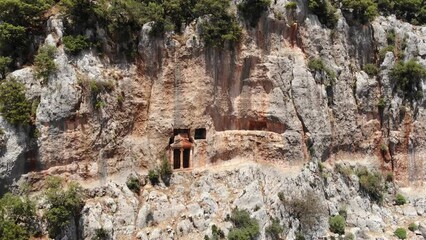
[1,1,426,188]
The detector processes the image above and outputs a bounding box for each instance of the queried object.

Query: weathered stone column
[180,148,183,169]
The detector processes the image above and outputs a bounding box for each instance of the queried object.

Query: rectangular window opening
[173,149,181,169]
[183,149,190,168]
[194,128,206,139]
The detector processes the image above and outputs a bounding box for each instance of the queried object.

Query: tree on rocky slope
[44,176,85,239]
[0,192,38,239]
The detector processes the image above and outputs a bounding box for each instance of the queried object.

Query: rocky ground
[1,0,426,239]
[71,159,426,240]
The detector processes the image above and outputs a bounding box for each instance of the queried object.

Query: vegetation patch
[205,224,225,240]
[227,208,260,240]
[44,176,85,239]
[0,192,37,239]
[0,78,32,125]
[363,63,379,77]
[395,193,406,205]
[357,169,384,204]
[126,176,141,193]
[394,227,407,239]
[0,56,11,79]
[308,0,338,28]
[0,0,53,66]
[61,0,242,49]
[238,0,271,27]
[408,222,418,232]
[148,169,160,185]
[329,215,346,234]
[93,227,109,240]
[34,45,57,83]
[89,80,115,109]
[265,218,284,239]
[390,59,426,102]
[341,0,378,24]
[62,35,91,55]
[308,58,336,83]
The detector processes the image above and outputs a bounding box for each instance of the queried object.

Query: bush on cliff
[0,0,53,65]
[0,78,32,125]
[358,169,384,204]
[228,208,260,240]
[265,218,284,239]
[0,193,37,239]
[34,45,57,83]
[308,0,338,28]
[390,59,426,102]
[341,0,378,24]
[44,177,85,239]
[238,0,271,27]
[329,215,346,234]
[395,193,406,205]
[62,35,91,55]
[394,227,407,239]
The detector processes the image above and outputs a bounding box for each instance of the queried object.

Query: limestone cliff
[1,0,426,239]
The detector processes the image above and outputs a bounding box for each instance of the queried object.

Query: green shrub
[126,177,140,193]
[62,0,242,49]
[308,58,336,81]
[227,208,259,240]
[92,227,109,240]
[0,56,12,79]
[394,228,407,239]
[0,0,53,63]
[359,170,384,203]
[265,218,283,239]
[199,14,241,47]
[363,63,379,76]
[89,80,114,109]
[308,0,338,28]
[0,78,32,125]
[238,0,271,27]
[148,169,159,185]
[207,224,225,240]
[159,156,173,177]
[395,193,406,205]
[393,0,423,24]
[329,215,345,234]
[285,2,297,10]
[341,0,378,24]
[34,45,57,83]
[390,59,426,102]
[0,192,37,239]
[408,222,418,232]
[44,177,85,239]
[62,35,91,55]
[387,29,396,45]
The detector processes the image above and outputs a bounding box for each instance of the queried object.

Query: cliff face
[1,0,426,238]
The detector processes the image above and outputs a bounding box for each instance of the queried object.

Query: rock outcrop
[1,0,426,239]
